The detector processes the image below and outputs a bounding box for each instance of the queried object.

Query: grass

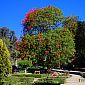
[3,76,33,85]
[36,76,66,84]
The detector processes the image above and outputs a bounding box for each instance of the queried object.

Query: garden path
[61,74,85,85]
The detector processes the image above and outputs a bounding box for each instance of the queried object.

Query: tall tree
[17,6,76,69]
[0,39,12,82]
[74,21,85,67]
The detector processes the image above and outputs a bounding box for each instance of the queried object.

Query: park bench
[34,71,40,74]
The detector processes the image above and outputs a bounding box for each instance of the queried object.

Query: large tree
[0,39,12,82]
[74,21,85,67]
[22,6,64,35]
[17,6,76,69]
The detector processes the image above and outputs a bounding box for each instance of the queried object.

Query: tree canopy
[22,6,64,35]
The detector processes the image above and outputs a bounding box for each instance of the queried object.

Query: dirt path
[61,74,85,85]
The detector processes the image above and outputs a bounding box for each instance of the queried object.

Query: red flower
[45,50,49,55]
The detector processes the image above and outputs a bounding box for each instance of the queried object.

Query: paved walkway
[61,74,85,85]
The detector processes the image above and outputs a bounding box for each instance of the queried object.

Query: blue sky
[0,0,85,38]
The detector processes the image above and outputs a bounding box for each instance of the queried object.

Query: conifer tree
[0,39,12,82]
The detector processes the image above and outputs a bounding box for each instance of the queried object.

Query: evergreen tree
[0,39,12,82]
[0,27,17,65]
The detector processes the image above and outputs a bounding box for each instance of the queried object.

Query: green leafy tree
[74,21,85,67]
[17,6,76,69]
[0,39,12,82]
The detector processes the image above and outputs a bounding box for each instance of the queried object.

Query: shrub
[33,82,60,85]
[18,60,31,69]
[12,74,47,78]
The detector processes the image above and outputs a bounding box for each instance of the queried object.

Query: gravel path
[61,74,85,85]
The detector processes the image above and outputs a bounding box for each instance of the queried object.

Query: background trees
[0,39,12,82]
[74,21,85,67]
[0,27,16,41]
[0,27,17,65]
